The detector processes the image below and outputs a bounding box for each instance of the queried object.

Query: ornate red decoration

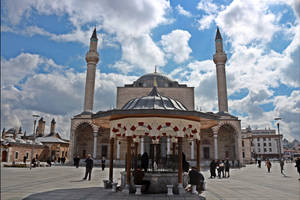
[165,122,171,127]
[162,132,166,136]
[169,136,172,138]
[145,132,149,136]
[138,122,144,126]
[185,134,188,137]
[122,133,125,137]
[157,136,160,139]
[152,136,156,140]
[147,125,152,130]
[133,135,136,138]
[112,128,119,133]
[157,125,162,130]
[188,124,192,128]
[173,126,179,132]
[116,133,121,137]
[183,127,186,132]
[190,134,193,138]
[192,128,197,134]
[139,135,143,138]
[123,126,127,131]
[117,123,121,127]
[130,125,136,131]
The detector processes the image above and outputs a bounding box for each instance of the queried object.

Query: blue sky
[1,0,299,140]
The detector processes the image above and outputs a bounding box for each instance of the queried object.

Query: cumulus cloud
[2,0,170,73]
[176,5,192,17]
[161,30,192,63]
[1,53,136,138]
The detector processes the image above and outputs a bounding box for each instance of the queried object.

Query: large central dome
[125,72,187,88]
[121,86,187,110]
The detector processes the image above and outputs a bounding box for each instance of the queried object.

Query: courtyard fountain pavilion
[70,28,243,193]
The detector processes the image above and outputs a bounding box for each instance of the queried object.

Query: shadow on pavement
[23,187,206,200]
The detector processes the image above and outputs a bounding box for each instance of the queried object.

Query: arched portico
[74,123,94,159]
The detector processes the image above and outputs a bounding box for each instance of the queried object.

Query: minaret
[50,118,56,134]
[213,27,228,112]
[84,28,99,113]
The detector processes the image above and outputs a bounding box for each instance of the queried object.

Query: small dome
[121,87,187,110]
[133,73,179,88]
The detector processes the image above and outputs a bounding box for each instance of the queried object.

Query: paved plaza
[1,162,299,200]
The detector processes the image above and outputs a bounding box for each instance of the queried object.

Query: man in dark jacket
[83,154,93,181]
[141,152,149,172]
[189,167,205,193]
[133,168,150,193]
[209,160,216,178]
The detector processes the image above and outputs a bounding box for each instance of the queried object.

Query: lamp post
[30,114,40,170]
[274,117,282,159]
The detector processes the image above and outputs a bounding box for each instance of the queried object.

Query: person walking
[295,157,300,180]
[23,156,27,164]
[133,167,151,193]
[209,160,216,178]
[101,157,105,171]
[265,159,272,173]
[225,160,230,178]
[280,159,285,174]
[257,157,261,168]
[74,156,80,168]
[83,154,93,181]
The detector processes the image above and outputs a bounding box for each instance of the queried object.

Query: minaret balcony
[213,53,227,64]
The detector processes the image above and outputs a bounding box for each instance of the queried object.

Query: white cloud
[161,30,192,63]
[176,5,192,17]
[197,0,218,14]
[1,53,136,138]
[197,14,215,30]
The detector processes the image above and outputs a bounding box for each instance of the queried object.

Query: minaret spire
[213,27,228,112]
[83,28,99,113]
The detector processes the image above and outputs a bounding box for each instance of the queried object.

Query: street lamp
[30,114,40,170]
[274,117,282,159]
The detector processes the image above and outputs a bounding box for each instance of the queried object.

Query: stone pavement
[1,162,299,200]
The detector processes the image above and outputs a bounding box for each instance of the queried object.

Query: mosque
[69,28,243,173]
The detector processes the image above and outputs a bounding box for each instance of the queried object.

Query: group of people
[209,159,231,178]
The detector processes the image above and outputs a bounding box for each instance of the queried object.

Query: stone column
[191,140,194,160]
[117,140,120,159]
[140,137,144,155]
[177,137,184,194]
[196,140,201,171]
[167,137,171,155]
[213,132,218,159]
[126,137,132,186]
[93,132,98,159]
[109,138,114,182]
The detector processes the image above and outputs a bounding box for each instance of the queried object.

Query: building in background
[1,118,69,163]
[241,126,283,162]
[70,28,244,167]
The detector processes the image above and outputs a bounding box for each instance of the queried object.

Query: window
[26,152,29,158]
[242,141,244,147]
[269,138,271,141]
[242,152,245,158]
[264,143,266,147]
[15,152,19,159]
[263,138,266,141]
[258,148,261,152]
[258,143,260,147]
[269,143,272,146]
[269,148,272,152]
[257,138,260,141]
[264,148,267,152]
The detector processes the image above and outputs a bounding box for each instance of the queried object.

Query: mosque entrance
[217,124,237,160]
[75,123,93,159]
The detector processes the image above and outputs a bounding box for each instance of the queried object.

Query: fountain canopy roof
[121,86,188,111]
